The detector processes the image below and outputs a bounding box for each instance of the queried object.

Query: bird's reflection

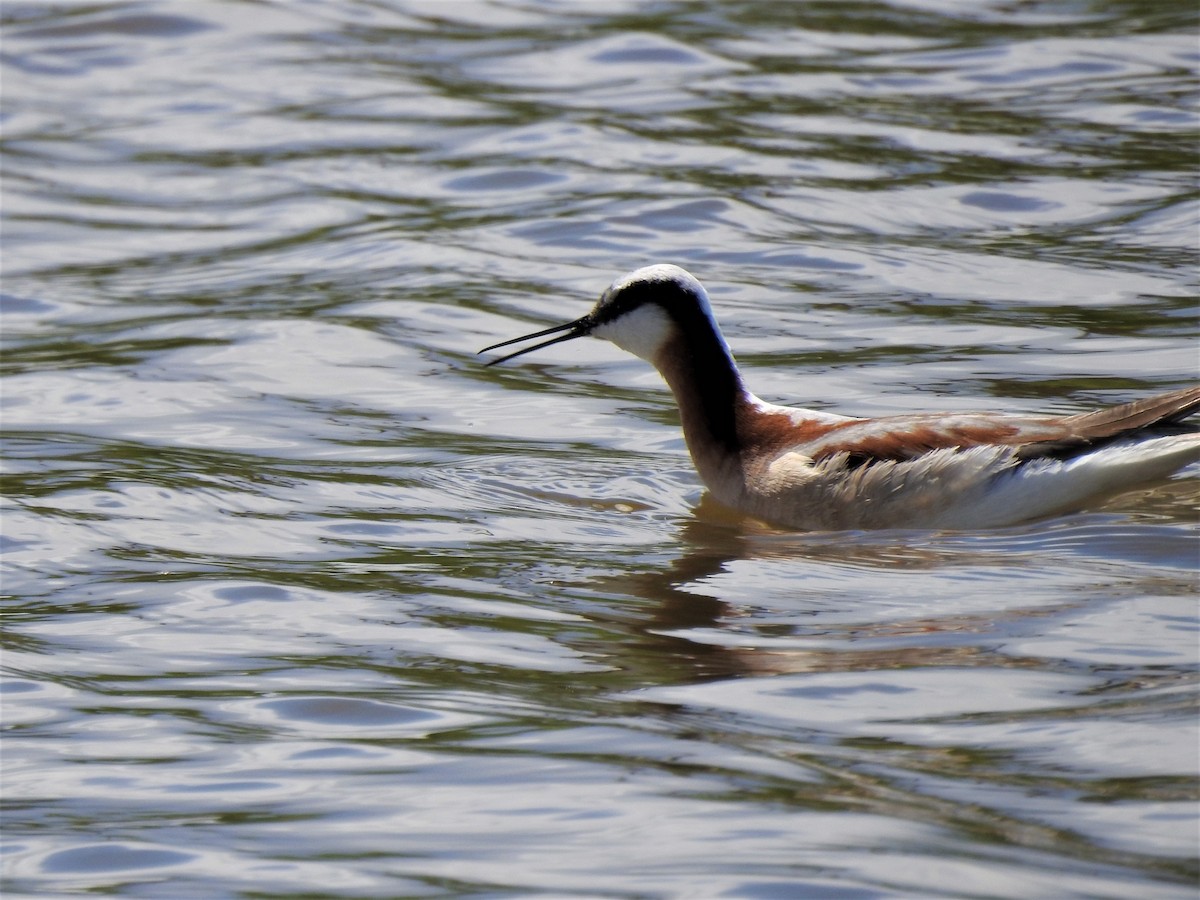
[585,486,1197,685]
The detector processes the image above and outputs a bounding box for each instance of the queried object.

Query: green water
[2,1,1197,897]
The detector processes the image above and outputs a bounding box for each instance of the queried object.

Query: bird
[479,264,1200,531]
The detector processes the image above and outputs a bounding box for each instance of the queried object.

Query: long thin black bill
[478,317,591,366]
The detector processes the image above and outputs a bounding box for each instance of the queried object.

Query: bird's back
[733,387,1200,530]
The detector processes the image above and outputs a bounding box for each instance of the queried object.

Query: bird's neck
[653,333,752,501]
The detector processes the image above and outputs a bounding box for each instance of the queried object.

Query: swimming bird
[480,264,1200,530]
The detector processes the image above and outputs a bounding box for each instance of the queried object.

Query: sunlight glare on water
[2,1,1198,897]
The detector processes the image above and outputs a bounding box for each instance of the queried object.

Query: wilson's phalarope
[480,264,1200,530]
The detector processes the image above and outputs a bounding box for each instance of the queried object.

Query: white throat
[592,302,673,362]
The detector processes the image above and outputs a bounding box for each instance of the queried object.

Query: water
[2,1,1197,896]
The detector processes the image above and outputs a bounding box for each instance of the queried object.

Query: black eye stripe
[594,278,706,326]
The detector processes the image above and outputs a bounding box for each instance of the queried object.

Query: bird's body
[481,265,1200,531]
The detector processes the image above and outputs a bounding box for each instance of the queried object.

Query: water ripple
[2,1,1196,897]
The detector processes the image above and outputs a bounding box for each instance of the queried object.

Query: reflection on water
[2,0,1198,897]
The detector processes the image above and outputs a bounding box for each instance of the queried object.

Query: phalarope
[480,264,1200,530]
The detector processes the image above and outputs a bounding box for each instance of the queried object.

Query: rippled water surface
[3,1,1198,896]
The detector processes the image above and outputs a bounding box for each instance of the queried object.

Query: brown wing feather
[1058,385,1200,437]
[774,386,1200,466]
[1016,386,1200,461]
[792,416,1066,464]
